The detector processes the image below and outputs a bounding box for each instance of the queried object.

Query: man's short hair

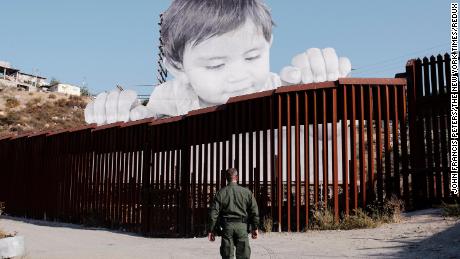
[226,168,239,182]
[161,0,274,69]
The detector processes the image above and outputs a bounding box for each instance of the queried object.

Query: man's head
[226,168,239,183]
[161,0,274,106]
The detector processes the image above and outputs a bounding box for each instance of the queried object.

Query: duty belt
[223,217,247,223]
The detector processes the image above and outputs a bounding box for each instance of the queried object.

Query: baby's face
[181,19,271,106]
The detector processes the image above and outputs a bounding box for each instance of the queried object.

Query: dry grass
[262,215,273,233]
[0,89,90,136]
[4,96,20,109]
[308,197,404,231]
[0,229,15,239]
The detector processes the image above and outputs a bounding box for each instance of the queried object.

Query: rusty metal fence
[406,54,455,208]
[0,57,454,236]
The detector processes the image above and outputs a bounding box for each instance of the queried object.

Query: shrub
[262,215,273,233]
[368,195,405,223]
[442,201,460,218]
[5,97,20,109]
[48,94,56,99]
[27,97,42,106]
[310,206,339,230]
[341,208,377,230]
[308,197,405,231]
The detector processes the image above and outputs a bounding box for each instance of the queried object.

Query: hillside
[0,85,91,137]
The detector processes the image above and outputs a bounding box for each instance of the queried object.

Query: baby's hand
[280,48,351,84]
[84,89,153,125]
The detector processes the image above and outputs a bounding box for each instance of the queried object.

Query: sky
[0,1,451,96]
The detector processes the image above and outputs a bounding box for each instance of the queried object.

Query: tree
[80,86,91,97]
[49,77,60,86]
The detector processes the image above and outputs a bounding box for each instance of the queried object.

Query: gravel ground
[1,208,459,259]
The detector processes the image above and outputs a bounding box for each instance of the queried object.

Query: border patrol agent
[208,168,259,259]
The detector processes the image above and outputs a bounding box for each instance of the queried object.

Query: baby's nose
[226,63,249,83]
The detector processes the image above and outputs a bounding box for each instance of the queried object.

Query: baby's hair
[161,0,274,70]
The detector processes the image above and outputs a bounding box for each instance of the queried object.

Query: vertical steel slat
[430,56,442,200]
[384,85,392,199]
[256,100,262,214]
[350,85,358,209]
[102,129,109,225]
[210,115,215,203]
[303,92,310,226]
[375,86,384,203]
[322,89,328,207]
[269,96,275,223]
[277,94,283,232]
[359,85,366,207]
[392,85,401,197]
[204,141,209,219]
[242,103,247,187]
[313,91,319,208]
[264,95,277,224]
[295,92,301,231]
[249,103,254,192]
[438,54,449,197]
[367,86,375,202]
[341,85,349,215]
[422,57,435,201]
[235,105,240,173]
[399,85,410,203]
[217,112,222,191]
[332,88,339,220]
[286,93,292,231]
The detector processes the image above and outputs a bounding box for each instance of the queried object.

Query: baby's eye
[205,64,225,70]
[245,55,261,61]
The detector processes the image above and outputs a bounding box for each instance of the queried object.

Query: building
[0,61,48,91]
[49,83,81,96]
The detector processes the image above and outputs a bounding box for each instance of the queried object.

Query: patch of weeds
[0,229,16,239]
[341,208,377,229]
[0,201,5,215]
[309,196,405,231]
[441,201,460,218]
[368,196,405,223]
[48,94,56,99]
[5,97,20,109]
[261,215,273,233]
[27,97,42,106]
[309,206,339,230]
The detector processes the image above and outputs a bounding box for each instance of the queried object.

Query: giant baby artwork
[84,0,353,182]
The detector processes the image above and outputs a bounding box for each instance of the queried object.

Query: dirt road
[1,208,459,259]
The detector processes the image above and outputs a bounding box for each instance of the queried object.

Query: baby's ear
[164,59,190,85]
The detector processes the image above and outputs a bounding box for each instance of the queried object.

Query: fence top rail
[70,124,97,132]
[338,78,406,85]
[121,117,156,128]
[227,89,275,103]
[0,135,13,141]
[187,105,223,117]
[275,81,336,94]
[28,131,49,138]
[47,129,70,136]
[149,115,183,126]
[91,121,123,132]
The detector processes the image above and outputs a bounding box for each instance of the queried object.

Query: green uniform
[208,182,259,259]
